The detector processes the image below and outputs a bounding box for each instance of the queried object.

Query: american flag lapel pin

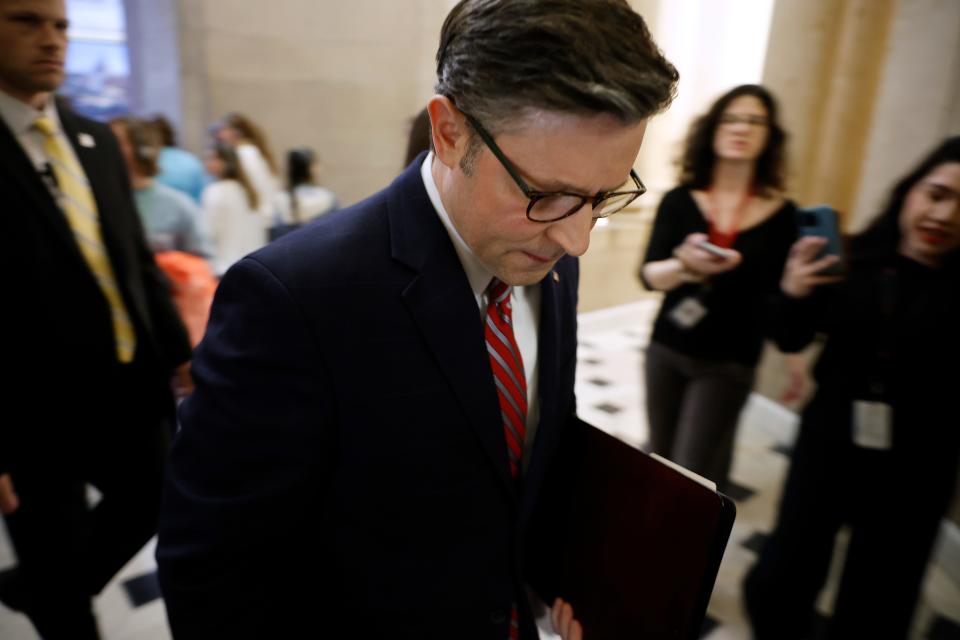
[78,133,96,148]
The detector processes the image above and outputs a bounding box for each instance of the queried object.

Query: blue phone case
[797,205,843,274]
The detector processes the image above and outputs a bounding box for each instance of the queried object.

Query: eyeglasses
[463,112,646,223]
[718,114,769,127]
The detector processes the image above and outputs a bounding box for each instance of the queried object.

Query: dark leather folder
[526,419,736,639]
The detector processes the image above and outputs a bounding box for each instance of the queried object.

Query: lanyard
[705,186,753,248]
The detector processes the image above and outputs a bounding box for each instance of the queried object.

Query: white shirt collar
[0,90,62,138]
[420,151,494,299]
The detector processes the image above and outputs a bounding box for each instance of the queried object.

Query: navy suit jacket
[157,156,582,638]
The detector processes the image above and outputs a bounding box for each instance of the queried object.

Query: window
[61,0,131,120]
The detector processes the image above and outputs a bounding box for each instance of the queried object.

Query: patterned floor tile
[721,480,757,503]
[586,378,611,387]
[122,570,162,608]
[594,402,623,415]
[740,531,769,555]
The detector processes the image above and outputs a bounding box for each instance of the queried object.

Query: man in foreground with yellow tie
[0,1,192,637]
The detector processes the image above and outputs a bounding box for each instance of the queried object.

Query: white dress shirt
[421,153,542,462]
[0,90,86,189]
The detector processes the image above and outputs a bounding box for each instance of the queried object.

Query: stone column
[807,0,896,222]
[849,0,960,230]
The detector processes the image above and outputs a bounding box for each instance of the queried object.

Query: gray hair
[436,0,679,136]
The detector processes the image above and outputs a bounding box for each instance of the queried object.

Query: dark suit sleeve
[157,257,332,636]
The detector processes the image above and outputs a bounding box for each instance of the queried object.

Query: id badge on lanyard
[851,268,897,451]
[852,399,893,450]
[669,296,708,329]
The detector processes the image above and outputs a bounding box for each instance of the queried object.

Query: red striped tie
[485,278,527,478]
[485,278,526,640]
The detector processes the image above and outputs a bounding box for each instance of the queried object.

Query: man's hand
[673,232,742,277]
[172,361,194,400]
[0,474,19,515]
[551,598,583,640]
[781,236,842,298]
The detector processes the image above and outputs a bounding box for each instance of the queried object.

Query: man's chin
[497,265,556,287]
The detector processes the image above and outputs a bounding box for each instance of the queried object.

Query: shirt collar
[420,151,493,298]
[0,90,61,138]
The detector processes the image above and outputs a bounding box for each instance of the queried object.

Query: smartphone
[697,240,737,259]
[797,205,844,275]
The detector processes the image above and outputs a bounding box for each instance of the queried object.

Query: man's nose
[545,204,595,258]
[40,24,66,48]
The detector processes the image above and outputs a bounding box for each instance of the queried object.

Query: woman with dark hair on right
[639,84,796,489]
[744,137,960,639]
[201,142,268,277]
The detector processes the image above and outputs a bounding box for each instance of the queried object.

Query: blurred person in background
[109,115,207,257]
[201,141,267,277]
[273,147,338,233]
[152,114,206,203]
[215,111,279,218]
[0,1,192,637]
[639,84,797,490]
[744,136,960,640]
[156,0,678,637]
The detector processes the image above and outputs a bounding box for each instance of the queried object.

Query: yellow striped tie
[34,116,136,363]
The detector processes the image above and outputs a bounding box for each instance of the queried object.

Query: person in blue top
[109,115,208,257]
[152,114,206,203]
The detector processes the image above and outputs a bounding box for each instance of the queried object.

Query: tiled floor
[2,299,958,639]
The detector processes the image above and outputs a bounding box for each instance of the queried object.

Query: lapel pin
[552,271,560,283]
[78,133,95,148]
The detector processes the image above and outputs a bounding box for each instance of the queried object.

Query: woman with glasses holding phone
[639,84,796,489]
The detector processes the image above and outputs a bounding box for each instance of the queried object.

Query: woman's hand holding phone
[674,232,742,277]
[781,236,843,298]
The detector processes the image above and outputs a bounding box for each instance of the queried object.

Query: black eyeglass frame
[462,112,646,223]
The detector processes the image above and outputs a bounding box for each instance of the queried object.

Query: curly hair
[679,84,787,196]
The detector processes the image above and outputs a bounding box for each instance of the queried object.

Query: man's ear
[427,95,469,171]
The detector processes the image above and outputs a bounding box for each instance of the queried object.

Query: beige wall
[174,0,454,206]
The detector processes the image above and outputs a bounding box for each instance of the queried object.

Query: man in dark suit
[157,1,677,638]
[0,1,192,638]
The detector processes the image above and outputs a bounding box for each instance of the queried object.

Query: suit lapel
[0,114,82,261]
[519,265,567,526]
[58,109,130,277]
[389,158,515,494]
